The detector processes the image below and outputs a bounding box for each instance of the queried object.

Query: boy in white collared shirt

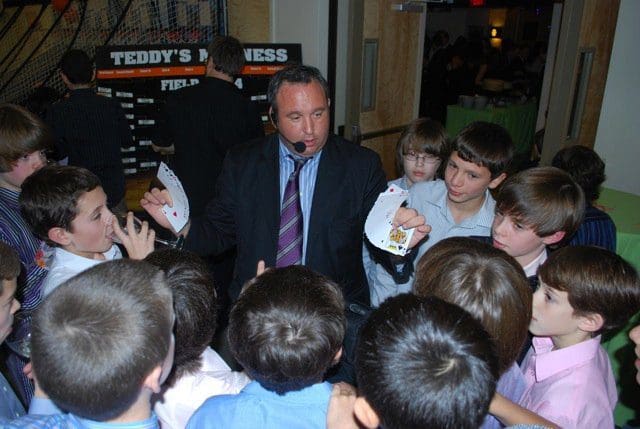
[491,167,584,288]
[19,165,155,297]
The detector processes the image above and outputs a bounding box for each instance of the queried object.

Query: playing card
[157,162,190,232]
[364,184,415,256]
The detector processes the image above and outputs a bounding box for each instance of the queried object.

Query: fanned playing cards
[365,184,415,256]
[157,162,190,232]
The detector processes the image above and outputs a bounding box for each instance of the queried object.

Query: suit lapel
[306,137,344,262]
[257,134,281,265]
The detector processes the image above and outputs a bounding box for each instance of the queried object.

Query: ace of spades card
[157,162,190,232]
[364,184,415,256]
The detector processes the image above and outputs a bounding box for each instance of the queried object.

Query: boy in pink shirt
[492,246,640,428]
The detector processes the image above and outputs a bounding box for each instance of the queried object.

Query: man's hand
[112,212,155,260]
[256,260,269,277]
[393,207,431,249]
[140,188,179,234]
[327,382,362,429]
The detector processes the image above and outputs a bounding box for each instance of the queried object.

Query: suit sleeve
[183,150,239,256]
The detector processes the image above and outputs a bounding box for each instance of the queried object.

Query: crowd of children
[1,58,640,429]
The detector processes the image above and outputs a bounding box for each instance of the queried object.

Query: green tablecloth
[446,102,537,156]
[597,188,640,426]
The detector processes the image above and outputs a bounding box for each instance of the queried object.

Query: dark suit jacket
[184,133,387,302]
[46,88,131,207]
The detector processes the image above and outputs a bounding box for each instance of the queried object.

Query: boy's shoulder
[408,179,447,208]
[2,413,75,428]
[43,245,122,297]
[522,336,617,428]
[187,381,332,429]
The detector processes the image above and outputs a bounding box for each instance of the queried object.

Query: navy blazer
[185,133,387,302]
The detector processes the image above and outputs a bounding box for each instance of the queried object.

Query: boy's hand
[140,188,177,234]
[327,382,362,429]
[112,212,155,260]
[393,207,431,249]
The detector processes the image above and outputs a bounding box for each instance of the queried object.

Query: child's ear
[488,172,507,190]
[578,312,604,334]
[142,365,163,394]
[542,230,565,246]
[353,397,380,429]
[48,227,71,246]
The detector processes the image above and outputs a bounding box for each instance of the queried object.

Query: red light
[470,0,485,6]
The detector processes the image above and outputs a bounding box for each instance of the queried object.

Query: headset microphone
[293,142,306,153]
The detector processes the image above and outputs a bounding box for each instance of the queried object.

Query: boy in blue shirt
[188,265,346,429]
[3,259,175,428]
[371,121,514,296]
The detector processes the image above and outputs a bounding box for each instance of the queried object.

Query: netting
[0,0,225,104]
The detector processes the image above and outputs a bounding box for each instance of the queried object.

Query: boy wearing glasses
[365,118,449,306]
[369,121,514,305]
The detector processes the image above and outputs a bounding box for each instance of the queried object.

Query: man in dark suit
[153,35,264,217]
[46,49,132,214]
[141,64,428,304]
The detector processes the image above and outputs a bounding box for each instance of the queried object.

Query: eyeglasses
[402,151,440,164]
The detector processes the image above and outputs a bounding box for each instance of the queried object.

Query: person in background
[46,49,132,214]
[551,145,616,252]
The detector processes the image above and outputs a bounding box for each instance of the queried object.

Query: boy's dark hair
[267,64,330,116]
[495,166,585,240]
[228,266,345,394]
[0,242,20,292]
[356,294,499,429]
[60,49,93,85]
[551,145,605,202]
[207,35,245,77]
[452,121,514,178]
[0,103,52,172]
[538,245,640,335]
[144,249,217,386]
[19,165,101,246]
[395,117,449,176]
[31,259,173,421]
[414,237,531,374]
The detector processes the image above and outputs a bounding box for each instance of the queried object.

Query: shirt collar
[523,249,548,277]
[435,187,496,228]
[55,245,119,267]
[243,380,332,405]
[278,137,323,163]
[532,335,602,381]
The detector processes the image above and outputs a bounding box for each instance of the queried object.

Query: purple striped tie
[276,157,308,267]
